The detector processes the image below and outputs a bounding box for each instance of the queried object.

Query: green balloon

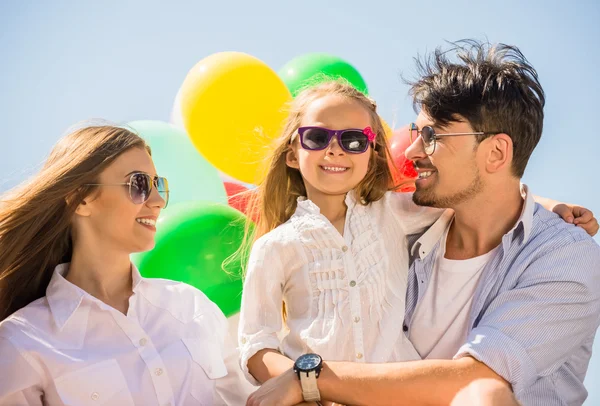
[128,120,227,206]
[131,201,252,316]
[279,53,368,97]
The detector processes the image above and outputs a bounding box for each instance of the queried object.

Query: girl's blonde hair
[234,80,398,275]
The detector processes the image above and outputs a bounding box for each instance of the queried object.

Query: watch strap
[299,370,321,401]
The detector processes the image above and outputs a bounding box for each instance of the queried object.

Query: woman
[0,124,254,405]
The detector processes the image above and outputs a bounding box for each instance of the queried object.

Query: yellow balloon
[181,52,292,184]
[381,117,393,138]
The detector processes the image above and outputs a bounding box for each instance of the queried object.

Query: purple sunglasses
[296,126,377,154]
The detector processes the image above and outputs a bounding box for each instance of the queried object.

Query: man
[246,40,600,406]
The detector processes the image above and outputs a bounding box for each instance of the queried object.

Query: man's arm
[248,240,600,406]
[450,378,520,406]
[246,357,510,406]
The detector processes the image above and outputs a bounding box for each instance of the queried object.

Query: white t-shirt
[238,191,444,384]
[409,223,499,359]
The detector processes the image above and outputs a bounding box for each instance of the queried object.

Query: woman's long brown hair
[0,125,149,321]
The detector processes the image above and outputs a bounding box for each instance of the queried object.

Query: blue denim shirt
[404,187,600,406]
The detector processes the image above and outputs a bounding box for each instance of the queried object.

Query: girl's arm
[247,348,294,384]
[238,236,290,385]
[534,195,598,236]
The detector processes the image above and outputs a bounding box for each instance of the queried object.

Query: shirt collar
[506,184,534,245]
[411,209,454,259]
[295,191,358,216]
[411,184,535,260]
[47,262,144,331]
[46,263,86,331]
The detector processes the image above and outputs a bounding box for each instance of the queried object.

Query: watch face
[297,354,321,371]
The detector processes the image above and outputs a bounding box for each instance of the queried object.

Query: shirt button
[349,280,356,287]
[139,338,147,347]
[356,353,363,359]
[241,337,247,344]
[354,316,360,323]
[342,245,349,252]
[403,324,409,332]
[155,368,163,376]
[91,392,99,401]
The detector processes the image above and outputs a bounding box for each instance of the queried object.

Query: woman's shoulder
[141,278,225,323]
[143,279,228,342]
[0,297,53,346]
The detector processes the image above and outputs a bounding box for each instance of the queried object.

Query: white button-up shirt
[0,263,254,405]
[238,191,442,384]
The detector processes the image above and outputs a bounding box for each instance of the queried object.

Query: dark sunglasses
[409,123,498,155]
[296,126,377,154]
[86,172,170,208]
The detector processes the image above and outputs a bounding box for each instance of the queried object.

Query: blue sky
[1,0,599,402]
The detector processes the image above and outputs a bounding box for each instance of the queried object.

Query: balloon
[128,121,227,206]
[131,202,252,317]
[389,125,418,192]
[224,182,249,214]
[219,171,256,190]
[224,181,259,223]
[169,88,258,188]
[279,53,368,97]
[381,118,393,138]
[169,88,259,190]
[180,52,291,184]
[169,87,185,129]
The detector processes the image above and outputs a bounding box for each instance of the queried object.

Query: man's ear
[484,133,513,174]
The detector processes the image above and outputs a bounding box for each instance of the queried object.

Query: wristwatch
[293,353,323,402]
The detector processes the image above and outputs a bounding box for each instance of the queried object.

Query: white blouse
[238,191,442,384]
[0,263,254,406]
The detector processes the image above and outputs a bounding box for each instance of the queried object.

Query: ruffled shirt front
[238,191,442,384]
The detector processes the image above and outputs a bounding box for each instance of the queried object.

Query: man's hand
[552,204,598,236]
[246,368,303,406]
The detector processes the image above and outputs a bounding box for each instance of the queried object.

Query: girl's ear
[286,146,300,169]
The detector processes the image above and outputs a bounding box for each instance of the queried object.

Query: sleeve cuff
[453,326,537,396]
[239,336,282,385]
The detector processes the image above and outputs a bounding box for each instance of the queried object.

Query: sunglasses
[86,172,170,208]
[296,126,377,154]
[409,123,498,156]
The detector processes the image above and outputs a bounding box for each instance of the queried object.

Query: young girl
[238,81,444,388]
[237,81,594,392]
[0,125,253,405]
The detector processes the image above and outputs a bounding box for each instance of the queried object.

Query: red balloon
[224,182,259,223]
[224,182,249,212]
[389,125,417,193]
